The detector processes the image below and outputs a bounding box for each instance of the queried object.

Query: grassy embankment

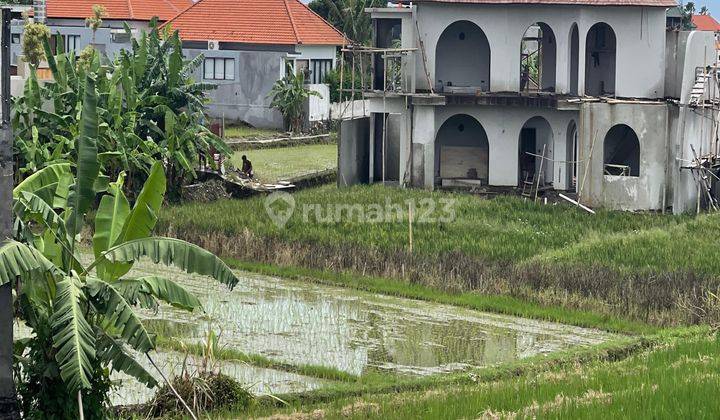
[151,184,720,418]
[224,125,284,140]
[230,328,719,419]
[159,184,720,327]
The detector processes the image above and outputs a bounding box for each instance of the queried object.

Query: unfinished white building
[337,0,719,213]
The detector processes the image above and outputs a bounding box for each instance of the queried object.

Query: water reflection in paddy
[131,260,615,377]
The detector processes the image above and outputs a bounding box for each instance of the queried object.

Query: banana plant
[12,21,228,199]
[6,75,240,418]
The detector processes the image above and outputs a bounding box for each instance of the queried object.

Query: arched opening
[566,120,578,190]
[585,23,616,96]
[520,22,556,92]
[518,116,554,186]
[603,124,640,177]
[436,21,491,93]
[435,114,489,186]
[569,24,579,95]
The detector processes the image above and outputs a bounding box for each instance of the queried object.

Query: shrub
[269,66,321,133]
[150,373,253,416]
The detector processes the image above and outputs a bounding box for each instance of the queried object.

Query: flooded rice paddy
[17,257,617,405]
[111,259,617,404]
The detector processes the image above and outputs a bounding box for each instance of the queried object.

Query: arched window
[435,114,489,184]
[585,23,616,96]
[603,124,640,177]
[436,21,491,93]
[520,23,556,92]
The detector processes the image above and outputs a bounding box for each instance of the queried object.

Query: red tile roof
[692,14,720,32]
[45,0,192,21]
[405,0,676,6]
[162,0,347,46]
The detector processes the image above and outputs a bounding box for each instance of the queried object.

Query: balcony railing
[338,46,416,100]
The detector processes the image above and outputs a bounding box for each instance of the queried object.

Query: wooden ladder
[521,144,547,201]
[690,67,710,106]
[521,173,535,198]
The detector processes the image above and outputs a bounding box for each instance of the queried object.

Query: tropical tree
[681,2,697,29]
[12,21,229,199]
[7,75,239,418]
[269,67,322,133]
[310,0,385,45]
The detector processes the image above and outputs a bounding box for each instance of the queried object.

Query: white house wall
[578,102,668,211]
[10,18,150,65]
[294,44,337,65]
[185,48,287,129]
[414,3,666,98]
[670,31,718,213]
[433,106,578,188]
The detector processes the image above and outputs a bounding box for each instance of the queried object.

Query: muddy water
[130,260,615,377]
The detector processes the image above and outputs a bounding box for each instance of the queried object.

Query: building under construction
[337,0,720,214]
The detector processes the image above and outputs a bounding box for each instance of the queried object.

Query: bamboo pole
[338,50,344,110]
[351,53,356,119]
[359,51,365,110]
[578,130,599,206]
[382,53,388,184]
[408,202,414,253]
[534,144,546,202]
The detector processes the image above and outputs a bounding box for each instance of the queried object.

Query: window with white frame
[65,35,81,53]
[50,34,82,55]
[310,59,333,84]
[204,57,235,80]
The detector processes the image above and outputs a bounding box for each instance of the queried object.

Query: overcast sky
[299,1,720,20]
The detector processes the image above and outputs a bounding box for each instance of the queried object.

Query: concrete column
[412,105,436,189]
[578,25,587,96]
[489,33,516,92]
[486,121,519,186]
[555,28,569,94]
[554,124,568,190]
[399,108,411,186]
[401,13,417,93]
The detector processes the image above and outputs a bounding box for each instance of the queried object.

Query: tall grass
[158,185,720,326]
[249,330,719,419]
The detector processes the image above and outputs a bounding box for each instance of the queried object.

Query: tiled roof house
[13,0,347,128]
[160,0,346,128]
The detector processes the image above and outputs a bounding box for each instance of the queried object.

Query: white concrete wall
[11,18,151,65]
[434,106,578,187]
[578,102,668,211]
[414,3,667,98]
[669,30,718,213]
[294,45,337,64]
[307,83,330,122]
